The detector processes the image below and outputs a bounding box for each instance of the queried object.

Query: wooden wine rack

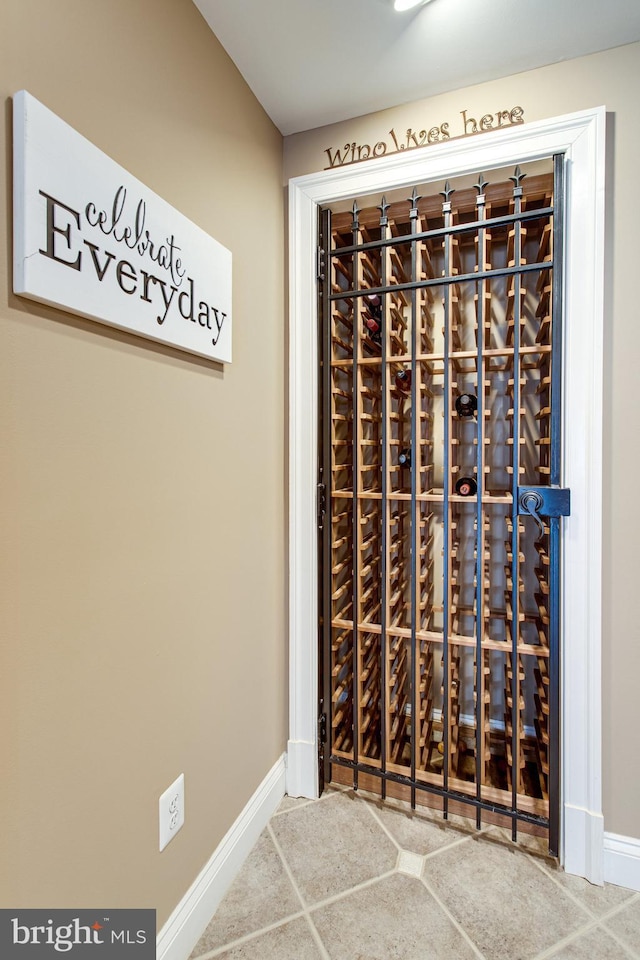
[322,164,560,845]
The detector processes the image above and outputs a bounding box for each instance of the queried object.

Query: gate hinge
[319,709,327,745]
[317,481,327,530]
[317,244,326,281]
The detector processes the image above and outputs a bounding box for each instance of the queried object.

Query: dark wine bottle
[365,293,382,322]
[398,447,412,468]
[455,476,477,496]
[455,393,478,418]
[395,368,411,393]
[364,315,382,344]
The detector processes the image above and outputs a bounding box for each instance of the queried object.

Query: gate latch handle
[519,490,545,541]
[517,486,571,542]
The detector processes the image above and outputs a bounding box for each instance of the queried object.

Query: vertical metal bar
[320,208,333,790]
[409,187,420,809]
[548,153,565,857]
[550,156,565,490]
[441,182,454,819]
[351,202,360,791]
[379,197,390,800]
[474,175,488,829]
[510,168,524,842]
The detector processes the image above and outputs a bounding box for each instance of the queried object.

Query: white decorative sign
[13,90,232,363]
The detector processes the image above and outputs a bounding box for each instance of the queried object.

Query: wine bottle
[398,447,412,468]
[365,293,382,322]
[455,393,478,418]
[395,368,411,393]
[455,476,477,496]
[364,315,382,344]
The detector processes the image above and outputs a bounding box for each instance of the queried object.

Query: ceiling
[192,0,640,136]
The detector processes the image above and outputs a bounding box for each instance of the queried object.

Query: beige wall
[0,0,285,924]
[1,1,637,925]
[285,42,640,840]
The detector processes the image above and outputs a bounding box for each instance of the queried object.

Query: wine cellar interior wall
[321,160,562,851]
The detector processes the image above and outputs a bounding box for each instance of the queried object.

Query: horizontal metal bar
[329,259,551,301]
[330,757,549,829]
[330,205,554,258]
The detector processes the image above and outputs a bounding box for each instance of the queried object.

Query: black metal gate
[318,158,569,855]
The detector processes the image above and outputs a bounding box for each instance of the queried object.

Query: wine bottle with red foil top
[455,393,478,418]
[395,368,411,393]
[364,315,382,344]
[455,476,477,497]
[398,447,412,469]
[363,294,382,345]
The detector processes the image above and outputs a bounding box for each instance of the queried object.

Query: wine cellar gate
[318,157,569,855]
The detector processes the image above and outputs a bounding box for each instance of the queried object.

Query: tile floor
[190,787,640,960]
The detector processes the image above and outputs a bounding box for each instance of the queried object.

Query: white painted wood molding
[288,107,606,883]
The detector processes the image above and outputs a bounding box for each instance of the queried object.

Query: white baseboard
[156,754,287,960]
[603,831,640,892]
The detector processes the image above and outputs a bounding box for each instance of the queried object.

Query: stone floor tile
[270,790,398,906]
[189,831,301,957]
[537,861,637,918]
[361,791,478,827]
[367,798,477,856]
[544,925,636,959]
[396,849,424,878]
[274,795,313,815]
[484,824,553,859]
[212,917,324,960]
[312,872,477,960]
[604,898,640,956]
[423,836,592,960]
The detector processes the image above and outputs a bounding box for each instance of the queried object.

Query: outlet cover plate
[159,773,185,852]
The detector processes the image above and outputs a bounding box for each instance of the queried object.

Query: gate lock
[517,486,571,541]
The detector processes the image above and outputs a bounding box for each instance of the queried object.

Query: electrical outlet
[159,774,185,852]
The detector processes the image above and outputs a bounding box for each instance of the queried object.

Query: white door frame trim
[287,107,606,882]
